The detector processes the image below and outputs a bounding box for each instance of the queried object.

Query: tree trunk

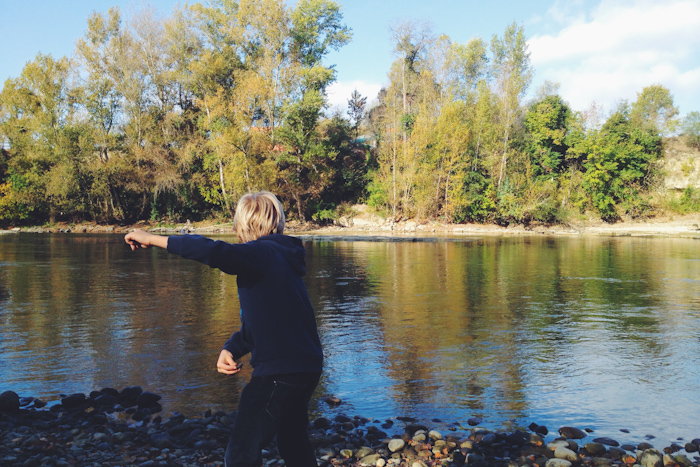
[219,159,232,215]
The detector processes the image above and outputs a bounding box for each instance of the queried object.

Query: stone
[638,449,664,467]
[559,426,587,440]
[428,430,443,441]
[100,387,120,397]
[547,440,570,451]
[467,417,482,426]
[505,430,529,445]
[466,453,485,464]
[545,459,572,467]
[662,454,675,466]
[0,391,20,412]
[593,437,619,447]
[60,393,86,408]
[137,391,162,408]
[584,443,607,455]
[93,393,118,407]
[388,439,405,453]
[554,446,579,463]
[313,417,331,429]
[675,454,694,467]
[358,454,382,466]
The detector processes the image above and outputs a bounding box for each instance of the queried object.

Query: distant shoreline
[3,213,700,239]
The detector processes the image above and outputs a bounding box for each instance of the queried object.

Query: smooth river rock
[559,426,588,439]
[388,439,405,453]
[638,449,664,467]
[0,391,20,412]
[545,458,573,467]
[554,446,579,462]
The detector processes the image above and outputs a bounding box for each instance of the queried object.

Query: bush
[683,111,700,149]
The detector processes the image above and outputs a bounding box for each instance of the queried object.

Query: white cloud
[325,80,383,114]
[528,0,700,114]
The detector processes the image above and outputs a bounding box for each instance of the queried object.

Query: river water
[1,233,700,445]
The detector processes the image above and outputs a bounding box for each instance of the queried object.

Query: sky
[1,0,699,118]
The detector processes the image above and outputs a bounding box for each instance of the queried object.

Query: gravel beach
[1,388,699,467]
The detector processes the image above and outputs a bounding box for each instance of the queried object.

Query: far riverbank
[3,213,700,239]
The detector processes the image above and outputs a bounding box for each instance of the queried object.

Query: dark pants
[225,372,321,467]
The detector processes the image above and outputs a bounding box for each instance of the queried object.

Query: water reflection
[1,234,700,445]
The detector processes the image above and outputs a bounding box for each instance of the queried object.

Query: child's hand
[124,229,168,250]
[217,349,242,375]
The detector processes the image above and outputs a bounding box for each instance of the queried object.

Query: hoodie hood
[257,234,307,276]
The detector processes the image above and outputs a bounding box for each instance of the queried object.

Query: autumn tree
[276,0,351,220]
[630,84,679,135]
[683,111,700,149]
[490,22,532,189]
[347,89,366,137]
[0,53,83,222]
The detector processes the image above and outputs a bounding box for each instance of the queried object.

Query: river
[1,233,699,445]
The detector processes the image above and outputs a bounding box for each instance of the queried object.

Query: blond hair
[233,191,285,243]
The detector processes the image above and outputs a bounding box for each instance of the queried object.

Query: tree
[582,107,661,220]
[444,36,488,101]
[277,0,351,220]
[0,53,84,222]
[682,111,700,149]
[524,94,572,175]
[347,89,366,137]
[490,22,532,188]
[630,84,679,135]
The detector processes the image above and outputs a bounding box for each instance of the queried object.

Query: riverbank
[3,212,700,239]
[1,389,698,467]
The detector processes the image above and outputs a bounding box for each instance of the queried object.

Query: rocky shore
[3,209,700,239]
[1,389,699,467]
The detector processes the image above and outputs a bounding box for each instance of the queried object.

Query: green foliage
[683,111,700,149]
[630,84,678,135]
[401,113,416,133]
[309,200,337,224]
[0,8,682,227]
[524,95,572,175]
[452,171,496,223]
[582,110,661,220]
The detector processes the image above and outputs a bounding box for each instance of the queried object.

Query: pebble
[594,436,620,446]
[559,426,588,439]
[585,442,607,455]
[388,439,405,452]
[639,449,665,467]
[545,459,573,467]
[548,440,571,451]
[358,454,381,466]
[554,446,579,462]
[3,388,700,467]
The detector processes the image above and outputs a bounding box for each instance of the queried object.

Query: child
[124,191,323,467]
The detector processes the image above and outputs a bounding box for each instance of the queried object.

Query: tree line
[0,0,698,226]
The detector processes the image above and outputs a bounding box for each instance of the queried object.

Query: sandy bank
[3,214,700,239]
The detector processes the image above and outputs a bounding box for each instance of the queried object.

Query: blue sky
[2,0,699,117]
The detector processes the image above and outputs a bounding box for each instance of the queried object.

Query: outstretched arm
[124,229,169,251]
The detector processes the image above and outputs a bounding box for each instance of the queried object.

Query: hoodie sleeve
[167,235,268,276]
[223,325,252,360]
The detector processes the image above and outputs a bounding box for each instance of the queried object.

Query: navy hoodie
[167,234,323,376]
